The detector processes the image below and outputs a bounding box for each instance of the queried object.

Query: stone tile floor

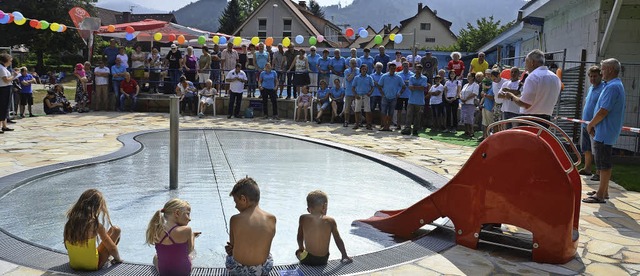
[1,112,638,275]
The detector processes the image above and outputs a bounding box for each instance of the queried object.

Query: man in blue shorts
[579,65,605,180]
[352,64,374,130]
[377,63,405,131]
[583,58,626,204]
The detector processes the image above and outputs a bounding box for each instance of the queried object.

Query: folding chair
[294,96,314,121]
[197,95,216,118]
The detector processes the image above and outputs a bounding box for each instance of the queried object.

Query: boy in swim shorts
[296,190,352,266]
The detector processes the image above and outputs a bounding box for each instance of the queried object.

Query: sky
[100,0,355,13]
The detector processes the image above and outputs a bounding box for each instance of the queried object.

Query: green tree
[0,0,93,71]
[218,0,243,35]
[238,0,263,21]
[309,0,325,19]
[456,16,514,52]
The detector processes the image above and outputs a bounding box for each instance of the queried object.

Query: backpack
[244,107,254,118]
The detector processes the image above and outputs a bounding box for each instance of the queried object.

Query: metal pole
[169,96,179,190]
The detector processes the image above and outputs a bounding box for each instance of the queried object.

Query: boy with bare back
[296,190,352,266]
[225,177,276,275]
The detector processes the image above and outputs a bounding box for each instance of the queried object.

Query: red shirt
[120,79,138,95]
[447,60,465,77]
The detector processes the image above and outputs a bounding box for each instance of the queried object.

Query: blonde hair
[306,190,328,208]
[145,198,190,245]
[64,189,112,246]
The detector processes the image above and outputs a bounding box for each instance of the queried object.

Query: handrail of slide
[486,118,580,174]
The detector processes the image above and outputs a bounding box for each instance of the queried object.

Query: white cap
[170,44,177,49]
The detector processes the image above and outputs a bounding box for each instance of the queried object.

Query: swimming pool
[0,129,438,267]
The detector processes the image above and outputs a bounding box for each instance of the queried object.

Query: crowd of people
[64,178,351,275]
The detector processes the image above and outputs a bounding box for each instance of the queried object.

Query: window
[258,19,267,39]
[283,19,292,38]
[425,37,436,43]
[420,23,431,30]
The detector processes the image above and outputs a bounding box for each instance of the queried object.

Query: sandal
[586,191,609,199]
[582,196,606,204]
[578,169,592,176]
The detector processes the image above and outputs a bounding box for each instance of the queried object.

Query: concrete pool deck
[1,112,639,275]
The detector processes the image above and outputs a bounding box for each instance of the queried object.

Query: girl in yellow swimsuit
[63,189,123,270]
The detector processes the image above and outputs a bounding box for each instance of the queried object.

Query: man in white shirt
[504,49,561,124]
[496,67,522,128]
[225,63,247,118]
[93,60,110,111]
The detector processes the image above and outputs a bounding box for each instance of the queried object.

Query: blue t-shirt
[582,81,605,127]
[259,70,277,90]
[371,72,384,97]
[343,67,357,97]
[331,87,345,99]
[482,87,495,111]
[378,73,405,100]
[353,74,374,95]
[374,54,390,73]
[593,78,626,145]
[330,57,346,76]
[397,71,415,98]
[104,46,119,66]
[408,75,428,105]
[111,65,127,81]
[255,51,269,69]
[307,54,320,73]
[359,56,375,74]
[317,87,330,101]
[317,57,331,73]
[18,74,34,94]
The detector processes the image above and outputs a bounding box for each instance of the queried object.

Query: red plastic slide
[359,124,581,264]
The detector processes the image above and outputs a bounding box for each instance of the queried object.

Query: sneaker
[264,115,270,119]
[352,125,359,130]
[198,113,204,118]
[578,169,592,176]
[19,114,24,118]
[412,131,419,136]
[273,116,280,120]
[590,174,600,181]
[315,118,321,124]
[366,125,372,130]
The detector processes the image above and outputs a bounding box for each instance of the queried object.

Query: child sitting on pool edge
[296,190,352,266]
[225,177,277,275]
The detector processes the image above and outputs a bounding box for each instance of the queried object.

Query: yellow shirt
[470,58,489,73]
[65,237,99,270]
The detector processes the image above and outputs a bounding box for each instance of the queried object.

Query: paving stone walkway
[1,112,638,275]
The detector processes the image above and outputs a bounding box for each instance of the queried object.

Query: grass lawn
[612,163,640,192]
[418,128,483,147]
[32,80,76,104]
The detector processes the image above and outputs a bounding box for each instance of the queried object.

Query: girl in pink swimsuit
[145,199,200,276]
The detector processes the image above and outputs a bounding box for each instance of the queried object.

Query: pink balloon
[317,35,324,43]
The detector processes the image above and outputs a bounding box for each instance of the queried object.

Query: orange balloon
[265,37,274,47]
[500,69,511,79]
[61,25,67,32]
[177,35,186,44]
[107,25,115,32]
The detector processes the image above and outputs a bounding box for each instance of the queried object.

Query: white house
[393,3,458,50]
[233,0,348,48]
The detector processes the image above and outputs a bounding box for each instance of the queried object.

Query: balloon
[177,35,186,44]
[265,37,274,46]
[14,17,26,26]
[295,35,304,44]
[282,37,290,47]
[500,69,510,79]
[29,19,38,28]
[107,25,115,32]
[212,36,220,44]
[374,35,383,44]
[357,27,365,34]
[49,22,60,31]
[317,35,324,43]
[154,32,162,41]
[168,34,176,42]
[39,20,49,30]
[359,29,368,38]
[7,14,14,24]
[12,11,23,21]
[394,34,403,44]
[233,36,241,46]
[389,33,396,41]
[309,36,317,46]
[0,10,5,19]
[251,36,259,45]
[198,35,206,45]
[125,26,135,33]
[345,28,354,37]
[125,33,134,41]
[0,15,8,25]
[219,36,227,45]
[60,24,67,32]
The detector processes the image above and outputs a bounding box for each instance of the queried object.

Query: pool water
[0,130,433,267]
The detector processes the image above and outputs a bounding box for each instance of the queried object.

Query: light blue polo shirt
[397,71,414,98]
[255,51,269,69]
[318,57,331,72]
[317,87,329,100]
[582,81,605,127]
[378,73,405,100]
[359,56,375,74]
[353,74,374,96]
[331,87,345,99]
[343,67,357,96]
[408,75,428,105]
[259,70,277,90]
[111,65,127,81]
[308,53,320,73]
[594,78,625,145]
[330,57,346,76]
[371,72,384,97]
[482,87,495,110]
